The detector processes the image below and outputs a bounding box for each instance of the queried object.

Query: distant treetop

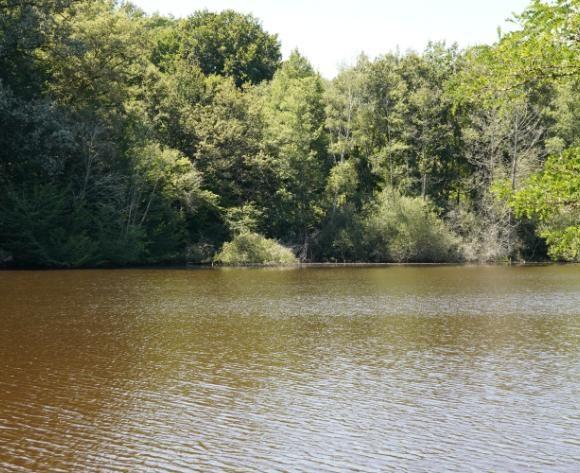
[178,10,282,87]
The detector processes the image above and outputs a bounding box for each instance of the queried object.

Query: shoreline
[1,261,572,271]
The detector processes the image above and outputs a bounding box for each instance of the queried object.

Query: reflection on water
[0,265,579,471]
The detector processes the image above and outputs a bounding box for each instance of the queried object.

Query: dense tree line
[0,0,578,267]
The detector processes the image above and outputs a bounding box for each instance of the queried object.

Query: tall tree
[179,10,281,86]
[262,51,328,257]
[512,147,580,261]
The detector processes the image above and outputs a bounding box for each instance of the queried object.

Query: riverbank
[1,260,566,271]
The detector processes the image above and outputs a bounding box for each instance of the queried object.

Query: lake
[0,265,579,471]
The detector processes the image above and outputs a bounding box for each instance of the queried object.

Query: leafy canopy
[512,147,580,261]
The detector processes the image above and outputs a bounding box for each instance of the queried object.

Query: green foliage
[512,147,580,261]
[215,232,297,265]
[315,204,364,262]
[546,78,580,148]
[0,0,78,95]
[363,191,461,262]
[40,1,149,115]
[132,143,211,213]
[263,51,329,246]
[224,204,263,235]
[192,76,276,209]
[0,0,577,267]
[179,10,281,86]
[326,160,359,208]
[0,183,95,267]
[457,0,579,103]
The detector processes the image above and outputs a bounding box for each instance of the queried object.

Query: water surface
[1,265,579,471]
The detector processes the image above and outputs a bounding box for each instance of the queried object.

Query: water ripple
[0,266,579,471]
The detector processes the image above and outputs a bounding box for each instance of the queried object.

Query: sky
[131,0,531,78]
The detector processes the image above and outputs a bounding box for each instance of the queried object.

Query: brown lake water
[0,265,579,472]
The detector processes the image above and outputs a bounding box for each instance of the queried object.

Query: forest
[0,0,578,267]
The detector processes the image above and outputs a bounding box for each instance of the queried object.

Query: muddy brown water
[1,265,579,471]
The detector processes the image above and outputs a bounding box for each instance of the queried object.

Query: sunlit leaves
[512,147,580,260]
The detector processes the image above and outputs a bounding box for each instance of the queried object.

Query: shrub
[214,232,297,265]
[363,190,461,262]
[447,198,515,262]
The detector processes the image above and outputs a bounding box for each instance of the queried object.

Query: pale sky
[132,0,531,78]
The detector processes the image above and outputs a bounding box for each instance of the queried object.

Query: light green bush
[214,232,297,265]
[363,190,461,262]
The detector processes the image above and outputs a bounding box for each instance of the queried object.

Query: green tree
[0,0,82,96]
[179,10,281,86]
[262,51,329,257]
[512,147,580,261]
[192,76,277,212]
[40,0,149,115]
[459,0,579,101]
[401,45,463,204]
[1,0,577,267]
